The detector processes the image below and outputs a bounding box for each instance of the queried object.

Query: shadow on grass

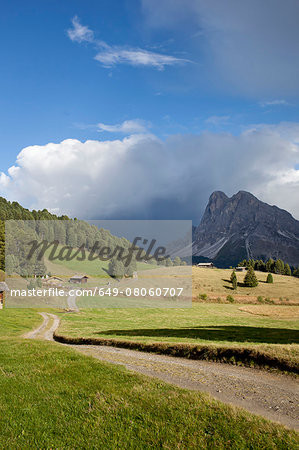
[95,326,299,344]
[222,278,256,288]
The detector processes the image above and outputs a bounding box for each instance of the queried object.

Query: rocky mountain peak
[193,190,299,267]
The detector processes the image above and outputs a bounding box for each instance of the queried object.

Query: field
[57,303,299,369]
[43,253,299,303]
[0,309,297,448]
[2,256,298,446]
[44,246,153,278]
[193,267,299,303]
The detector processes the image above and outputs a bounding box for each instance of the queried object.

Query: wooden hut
[42,276,64,287]
[196,262,214,268]
[69,275,89,284]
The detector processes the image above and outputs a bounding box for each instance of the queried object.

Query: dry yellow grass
[192,267,299,303]
[238,305,299,319]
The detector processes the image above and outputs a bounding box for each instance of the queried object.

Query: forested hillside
[0,197,70,271]
[0,197,131,273]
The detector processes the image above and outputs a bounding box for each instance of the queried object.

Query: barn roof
[44,276,63,282]
[69,275,89,280]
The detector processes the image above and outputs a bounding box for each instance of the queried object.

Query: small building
[196,262,214,268]
[69,275,89,284]
[43,276,64,287]
[236,267,247,272]
[0,282,9,309]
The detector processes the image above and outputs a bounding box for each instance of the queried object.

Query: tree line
[237,258,299,278]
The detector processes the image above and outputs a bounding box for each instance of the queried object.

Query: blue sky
[0,0,299,221]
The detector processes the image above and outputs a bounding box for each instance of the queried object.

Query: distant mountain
[193,191,299,267]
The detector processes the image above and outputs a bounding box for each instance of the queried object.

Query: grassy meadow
[57,303,299,368]
[0,309,298,448]
[44,245,153,278]
[43,252,299,303]
[193,267,299,303]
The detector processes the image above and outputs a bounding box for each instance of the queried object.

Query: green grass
[44,245,153,278]
[58,304,299,345]
[0,309,298,448]
[57,304,299,367]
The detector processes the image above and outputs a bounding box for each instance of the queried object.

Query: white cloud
[0,124,299,221]
[67,16,94,43]
[259,100,288,107]
[97,119,149,134]
[67,16,188,70]
[205,115,230,125]
[94,48,187,70]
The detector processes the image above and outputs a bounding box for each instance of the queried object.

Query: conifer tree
[165,257,173,267]
[284,263,292,276]
[274,259,284,274]
[266,258,274,273]
[244,266,258,287]
[173,256,182,266]
[230,270,237,290]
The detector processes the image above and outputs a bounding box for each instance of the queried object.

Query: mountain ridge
[193,190,299,267]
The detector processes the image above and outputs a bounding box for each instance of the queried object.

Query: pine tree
[173,256,182,266]
[238,259,247,267]
[243,266,258,287]
[108,258,125,278]
[274,259,284,274]
[266,273,273,283]
[257,260,266,272]
[266,258,274,273]
[230,270,237,290]
[124,257,137,277]
[165,258,173,267]
[284,263,292,276]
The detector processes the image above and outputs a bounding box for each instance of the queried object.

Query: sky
[0,0,298,222]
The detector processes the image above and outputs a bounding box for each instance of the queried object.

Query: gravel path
[67,292,79,311]
[25,312,299,431]
[24,313,60,340]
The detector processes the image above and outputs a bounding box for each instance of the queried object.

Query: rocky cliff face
[193,191,299,267]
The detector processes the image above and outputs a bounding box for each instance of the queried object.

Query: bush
[257,296,263,303]
[226,295,234,303]
[199,293,207,300]
[266,273,273,283]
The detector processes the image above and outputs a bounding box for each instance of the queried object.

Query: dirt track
[67,292,79,311]
[24,312,299,431]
